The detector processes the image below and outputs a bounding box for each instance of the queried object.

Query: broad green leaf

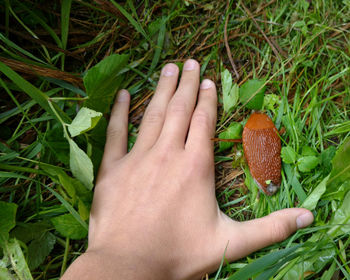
[78,199,90,221]
[239,79,265,110]
[28,232,56,270]
[320,146,336,176]
[68,107,102,137]
[51,213,88,240]
[328,190,350,237]
[281,146,297,164]
[2,239,33,280]
[0,267,12,279]
[322,180,349,201]
[283,248,335,280]
[58,173,92,203]
[11,222,51,244]
[218,123,242,151]
[0,201,17,245]
[221,69,239,112]
[297,156,319,172]
[301,146,317,156]
[327,138,350,190]
[69,139,94,190]
[302,175,329,210]
[84,54,129,113]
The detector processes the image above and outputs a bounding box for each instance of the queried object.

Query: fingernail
[183,59,197,71]
[296,212,314,229]
[117,90,129,102]
[161,64,177,77]
[200,79,213,90]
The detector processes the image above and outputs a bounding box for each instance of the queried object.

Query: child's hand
[62,59,313,280]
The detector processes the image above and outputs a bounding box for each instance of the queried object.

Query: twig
[0,57,83,87]
[241,2,282,61]
[224,1,240,80]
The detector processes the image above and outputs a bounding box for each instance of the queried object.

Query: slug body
[242,113,281,195]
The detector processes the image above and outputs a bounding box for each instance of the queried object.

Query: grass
[0,0,349,279]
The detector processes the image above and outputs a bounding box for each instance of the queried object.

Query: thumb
[221,208,314,261]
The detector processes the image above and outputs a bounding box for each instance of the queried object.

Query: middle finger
[158,59,200,148]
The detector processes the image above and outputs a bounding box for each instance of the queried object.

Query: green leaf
[83,54,129,113]
[297,156,319,172]
[302,175,329,211]
[301,146,317,156]
[239,79,265,110]
[320,146,336,175]
[69,139,94,190]
[218,123,243,151]
[221,69,239,112]
[0,201,17,245]
[281,146,297,164]
[51,214,88,240]
[11,222,51,244]
[78,199,90,221]
[328,190,350,237]
[68,107,102,137]
[263,94,280,111]
[28,232,56,270]
[58,173,92,203]
[0,267,12,279]
[1,239,33,280]
[327,138,350,190]
[283,248,335,280]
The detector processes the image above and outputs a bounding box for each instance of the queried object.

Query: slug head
[266,182,280,195]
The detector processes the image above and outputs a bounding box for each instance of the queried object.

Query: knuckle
[107,126,126,139]
[153,149,172,165]
[270,220,291,243]
[144,108,164,124]
[168,99,188,114]
[192,110,212,129]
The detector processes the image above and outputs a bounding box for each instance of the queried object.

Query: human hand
[62,59,314,280]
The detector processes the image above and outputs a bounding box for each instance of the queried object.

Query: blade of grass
[227,244,302,280]
[0,62,69,123]
[111,1,151,43]
[13,0,62,47]
[61,0,72,70]
[0,34,47,64]
[148,16,167,75]
[45,186,88,230]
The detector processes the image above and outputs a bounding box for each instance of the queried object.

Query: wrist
[62,248,173,280]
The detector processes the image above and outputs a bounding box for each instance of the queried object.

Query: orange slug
[242,112,281,195]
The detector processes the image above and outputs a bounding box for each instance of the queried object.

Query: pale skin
[62,59,314,280]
